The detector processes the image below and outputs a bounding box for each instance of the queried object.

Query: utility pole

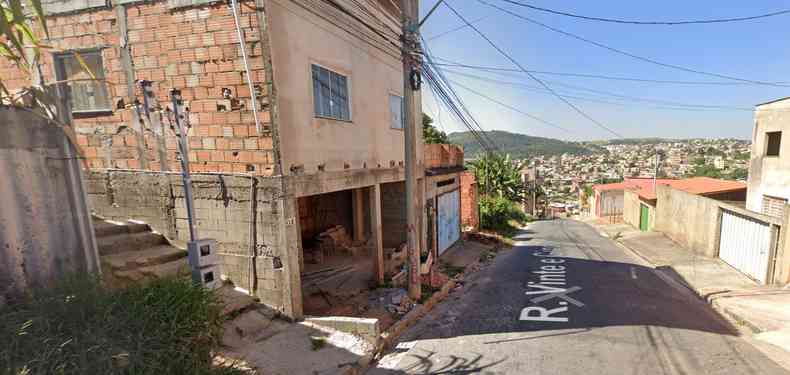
[402,0,422,300]
[653,150,660,193]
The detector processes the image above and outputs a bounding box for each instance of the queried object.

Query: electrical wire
[431,57,790,86]
[442,1,625,138]
[426,16,489,40]
[445,78,571,131]
[440,68,762,112]
[478,0,790,88]
[496,0,790,25]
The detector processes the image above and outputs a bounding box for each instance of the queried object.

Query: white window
[311,64,350,121]
[389,94,403,130]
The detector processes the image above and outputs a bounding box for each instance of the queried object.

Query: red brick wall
[2,1,275,174]
[424,144,464,169]
[460,171,479,231]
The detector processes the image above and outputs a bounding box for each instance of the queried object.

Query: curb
[608,232,766,335]
[350,279,458,374]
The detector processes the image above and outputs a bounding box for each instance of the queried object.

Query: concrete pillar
[369,184,384,283]
[352,188,366,243]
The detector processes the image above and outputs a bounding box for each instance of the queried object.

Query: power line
[431,57,790,86]
[442,1,625,138]
[478,0,790,88]
[444,78,571,131]
[441,68,761,112]
[422,41,500,152]
[496,0,790,25]
[426,16,489,40]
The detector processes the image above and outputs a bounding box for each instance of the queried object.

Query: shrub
[480,195,529,235]
[0,276,242,375]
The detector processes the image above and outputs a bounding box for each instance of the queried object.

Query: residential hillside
[448,131,601,159]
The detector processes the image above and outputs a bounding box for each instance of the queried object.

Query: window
[54,50,111,113]
[389,94,404,130]
[311,64,350,121]
[762,195,787,219]
[766,131,781,156]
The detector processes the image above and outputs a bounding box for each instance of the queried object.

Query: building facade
[1,0,422,319]
[748,97,790,219]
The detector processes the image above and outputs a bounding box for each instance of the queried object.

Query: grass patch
[0,275,243,375]
[480,196,532,241]
[310,336,327,351]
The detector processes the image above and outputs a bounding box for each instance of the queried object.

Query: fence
[0,106,99,303]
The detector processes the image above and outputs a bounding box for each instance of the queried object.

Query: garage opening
[298,183,411,325]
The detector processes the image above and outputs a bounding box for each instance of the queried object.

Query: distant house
[623,177,747,231]
[748,97,790,219]
[590,177,746,225]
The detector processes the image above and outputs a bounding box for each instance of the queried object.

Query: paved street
[370,219,789,375]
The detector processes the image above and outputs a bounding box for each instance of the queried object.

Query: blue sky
[418,0,790,141]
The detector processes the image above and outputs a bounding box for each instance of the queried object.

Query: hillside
[448,130,601,158]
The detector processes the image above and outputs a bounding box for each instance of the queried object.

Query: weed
[310,336,327,351]
[0,275,243,375]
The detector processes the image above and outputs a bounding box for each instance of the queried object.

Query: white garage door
[438,189,461,255]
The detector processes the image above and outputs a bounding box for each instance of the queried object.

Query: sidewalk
[583,219,790,370]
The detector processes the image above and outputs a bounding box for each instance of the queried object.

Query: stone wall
[0,107,99,303]
[86,169,302,318]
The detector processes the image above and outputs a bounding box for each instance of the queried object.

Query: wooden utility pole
[402,0,422,300]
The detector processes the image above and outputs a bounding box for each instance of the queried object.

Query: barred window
[312,64,350,121]
[761,195,787,219]
[54,50,111,114]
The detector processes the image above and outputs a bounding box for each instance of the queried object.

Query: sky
[417,0,790,141]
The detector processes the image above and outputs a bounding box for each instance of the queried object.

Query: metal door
[639,204,649,231]
[718,210,773,284]
[437,189,461,255]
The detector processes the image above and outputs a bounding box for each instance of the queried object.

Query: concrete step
[102,245,187,271]
[94,221,151,238]
[98,231,167,256]
[114,259,190,282]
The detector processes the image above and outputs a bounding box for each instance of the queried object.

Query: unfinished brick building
[0,0,436,319]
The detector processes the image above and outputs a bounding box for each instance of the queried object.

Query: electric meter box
[192,264,221,290]
[188,238,219,268]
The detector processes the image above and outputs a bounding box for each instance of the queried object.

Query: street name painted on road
[520,246,583,323]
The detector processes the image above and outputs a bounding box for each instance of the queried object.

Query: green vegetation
[468,152,526,202]
[479,195,530,238]
[0,276,241,375]
[310,336,327,351]
[0,1,47,99]
[449,130,600,158]
[423,114,450,144]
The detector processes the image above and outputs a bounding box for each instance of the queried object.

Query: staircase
[94,217,189,288]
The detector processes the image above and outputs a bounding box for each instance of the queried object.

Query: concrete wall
[748,99,790,212]
[623,189,655,231]
[266,0,415,175]
[0,107,99,302]
[86,169,303,318]
[654,185,724,257]
[655,184,783,258]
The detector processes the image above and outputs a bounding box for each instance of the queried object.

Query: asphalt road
[369,219,789,375]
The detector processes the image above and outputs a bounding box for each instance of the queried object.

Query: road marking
[630,267,638,280]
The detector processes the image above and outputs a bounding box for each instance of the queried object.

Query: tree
[422,113,450,144]
[468,152,526,202]
[0,1,48,102]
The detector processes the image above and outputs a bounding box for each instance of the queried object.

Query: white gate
[437,189,461,255]
[718,210,773,284]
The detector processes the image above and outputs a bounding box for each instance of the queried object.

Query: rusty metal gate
[718,209,774,284]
